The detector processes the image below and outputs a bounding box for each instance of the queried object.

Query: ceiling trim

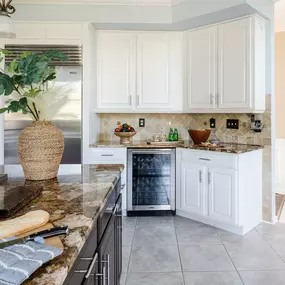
[13,0,186,6]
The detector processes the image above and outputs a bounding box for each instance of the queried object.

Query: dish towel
[0,237,63,285]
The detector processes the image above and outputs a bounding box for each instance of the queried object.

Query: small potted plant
[114,123,136,144]
[0,49,69,180]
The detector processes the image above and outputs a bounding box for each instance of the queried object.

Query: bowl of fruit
[114,124,136,144]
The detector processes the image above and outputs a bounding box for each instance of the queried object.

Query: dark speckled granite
[90,141,263,154]
[0,164,124,285]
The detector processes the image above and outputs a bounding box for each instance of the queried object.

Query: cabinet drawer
[89,148,127,162]
[181,149,236,169]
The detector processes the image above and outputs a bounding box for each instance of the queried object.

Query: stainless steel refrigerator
[4,45,82,165]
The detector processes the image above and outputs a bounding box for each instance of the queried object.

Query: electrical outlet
[226,119,239,129]
[210,118,216,128]
[139,118,145,127]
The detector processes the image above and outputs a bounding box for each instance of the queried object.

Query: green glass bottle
[173,128,178,141]
[168,128,174,141]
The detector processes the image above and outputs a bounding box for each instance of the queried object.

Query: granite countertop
[90,141,263,154]
[0,164,124,285]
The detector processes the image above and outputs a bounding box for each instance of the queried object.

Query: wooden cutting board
[16,223,64,251]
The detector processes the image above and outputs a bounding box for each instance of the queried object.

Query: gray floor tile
[122,246,131,273]
[184,271,243,285]
[120,273,127,285]
[179,244,235,271]
[129,245,182,272]
[239,270,285,285]
[133,225,177,246]
[223,231,285,270]
[123,227,135,246]
[174,216,204,227]
[256,222,285,258]
[126,272,184,285]
[137,216,174,226]
[176,224,221,245]
[123,217,137,227]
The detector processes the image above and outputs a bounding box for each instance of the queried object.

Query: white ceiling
[13,0,186,6]
[275,0,285,32]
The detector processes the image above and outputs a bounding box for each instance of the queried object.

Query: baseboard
[176,210,247,235]
[262,215,278,224]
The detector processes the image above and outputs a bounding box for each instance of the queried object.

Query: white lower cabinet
[176,148,263,235]
[180,162,206,216]
[208,167,237,225]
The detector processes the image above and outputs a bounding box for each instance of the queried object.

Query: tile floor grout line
[173,217,187,285]
[124,217,137,285]
[217,229,246,285]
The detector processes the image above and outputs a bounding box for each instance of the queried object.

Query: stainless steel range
[127,148,175,215]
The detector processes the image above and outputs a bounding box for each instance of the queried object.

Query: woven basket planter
[18,121,64,181]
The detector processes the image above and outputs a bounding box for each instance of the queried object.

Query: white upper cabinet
[187,26,217,110]
[95,31,183,113]
[7,22,83,44]
[186,15,266,113]
[218,18,251,109]
[96,32,136,110]
[136,33,170,109]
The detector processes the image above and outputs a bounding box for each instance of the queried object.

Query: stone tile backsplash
[98,111,271,146]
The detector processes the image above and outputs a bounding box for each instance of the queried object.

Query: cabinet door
[180,162,206,216]
[99,216,115,285]
[115,195,122,284]
[187,27,217,110]
[96,32,136,110]
[218,18,251,109]
[208,167,237,225]
[136,33,172,109]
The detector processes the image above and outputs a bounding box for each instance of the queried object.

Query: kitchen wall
[275,31,285,195]
[98,96,271,146]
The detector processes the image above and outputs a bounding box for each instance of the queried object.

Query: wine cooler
[127,149,175,215]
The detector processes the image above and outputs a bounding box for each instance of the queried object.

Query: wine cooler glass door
[127,149,175,211]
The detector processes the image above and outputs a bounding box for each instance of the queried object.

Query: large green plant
[0,50,68,121]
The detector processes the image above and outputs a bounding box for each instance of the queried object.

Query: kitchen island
[0,164,124,285]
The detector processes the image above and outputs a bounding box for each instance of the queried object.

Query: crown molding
[13,0,186,6]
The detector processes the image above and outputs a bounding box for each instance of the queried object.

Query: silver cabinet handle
[208,172,211,184]
[129,95,132,106]
[107,255,110,285]
[199,158,211,161]
[101,255,110,285]
[217,93,221,104]
[137,95,139,106]
[75,253,99,277]
[199,170,202,183]
[102,266,106,285]
[85,253,98,279]
[101,154,114,157]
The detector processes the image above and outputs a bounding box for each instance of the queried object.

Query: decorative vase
[18,121,64,181]
[114,132,136,145]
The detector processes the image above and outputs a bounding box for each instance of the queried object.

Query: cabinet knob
[199,170,202,183]
[208,172,212,184]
